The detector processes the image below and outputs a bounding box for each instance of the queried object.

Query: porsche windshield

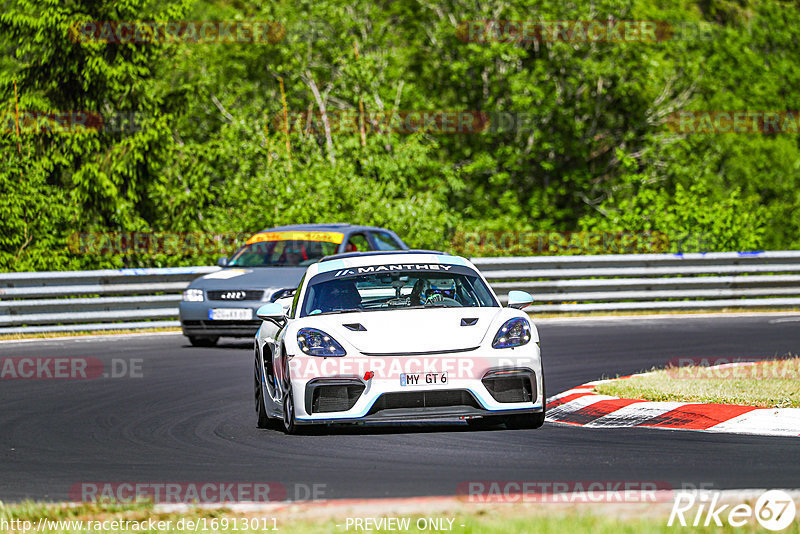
[301,265,498,317]
[227,232,342,267]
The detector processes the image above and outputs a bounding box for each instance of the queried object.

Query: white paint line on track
[0,331,182,345]
[769,317,800,323]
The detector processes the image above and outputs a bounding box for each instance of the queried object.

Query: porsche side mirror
[217,256,229,267]
[256,302,285,322]
[507,290,533,309]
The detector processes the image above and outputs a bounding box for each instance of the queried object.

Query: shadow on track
[254,419,535,436]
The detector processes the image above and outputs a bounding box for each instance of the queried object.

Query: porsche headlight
[297,328,346,357]
[492,318,531,349]
[182,289,204,302]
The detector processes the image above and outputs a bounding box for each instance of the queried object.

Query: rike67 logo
[669,490,796,531]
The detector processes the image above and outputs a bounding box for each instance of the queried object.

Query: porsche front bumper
[286,348,544,425]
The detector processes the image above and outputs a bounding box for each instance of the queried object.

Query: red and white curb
[545,378,800,437]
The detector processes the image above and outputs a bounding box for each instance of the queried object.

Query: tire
[254,356,271,429]
[188,336,218,347]
[282,387,299,435]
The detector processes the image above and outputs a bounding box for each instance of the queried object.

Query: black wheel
[282,387,298,435]
[188,336,218,347]
[254,355,271,429]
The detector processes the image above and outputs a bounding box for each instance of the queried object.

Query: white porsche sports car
[253,250,544,433]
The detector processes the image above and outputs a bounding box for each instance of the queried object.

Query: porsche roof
[310,250,474,275]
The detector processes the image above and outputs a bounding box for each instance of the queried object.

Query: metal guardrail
[2,252,800,334]
[473,251,800,311]
[0,267,219,335]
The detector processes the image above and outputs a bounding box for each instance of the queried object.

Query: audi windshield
[227,231,342,267]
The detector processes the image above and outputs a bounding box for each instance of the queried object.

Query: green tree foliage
[580,150,766,252]
[0,137,78,270]
[2,0,799,270]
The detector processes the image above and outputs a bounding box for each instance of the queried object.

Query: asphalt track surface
[1,314,799,502]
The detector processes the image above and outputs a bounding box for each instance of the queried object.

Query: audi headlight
[297,328,346,357]
[492,318,531,349]
[182,289,204,302]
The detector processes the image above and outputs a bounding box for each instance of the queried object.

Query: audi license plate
[400,372,448,386]
[209,308,252,321]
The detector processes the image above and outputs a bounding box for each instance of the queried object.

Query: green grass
[1,501,797,534]
[595,357,800,408]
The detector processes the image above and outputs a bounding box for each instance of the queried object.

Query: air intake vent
[343,323,367,331]
[366,390,480,415]
[460,318,478,326]
[482,371,535,403]
[305,379,365,414]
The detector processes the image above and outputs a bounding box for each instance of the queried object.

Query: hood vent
[460,318,479,326]
[343,323,367,332]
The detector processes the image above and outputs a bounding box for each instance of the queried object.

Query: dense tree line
[1,0,798,270]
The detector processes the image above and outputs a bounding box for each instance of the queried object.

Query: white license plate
[400,372,448,386]
[209,308,253,321]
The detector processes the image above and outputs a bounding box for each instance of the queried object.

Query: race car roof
[310,250,474,275]
[257,223,396,233]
